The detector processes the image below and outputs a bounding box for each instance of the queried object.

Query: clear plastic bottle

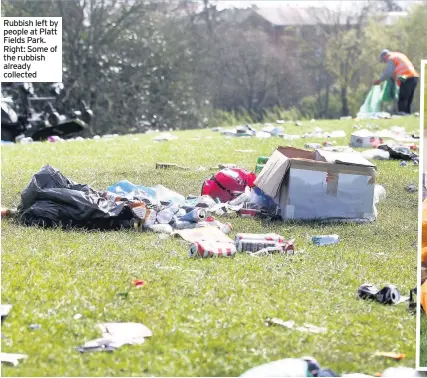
[312,235,340,246]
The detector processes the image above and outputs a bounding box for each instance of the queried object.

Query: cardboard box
[350,129,385,148]
[254,147,377,221]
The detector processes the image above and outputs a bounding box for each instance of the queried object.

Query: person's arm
[378,60,395,82]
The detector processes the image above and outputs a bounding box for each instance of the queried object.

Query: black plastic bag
[17,165,136,229]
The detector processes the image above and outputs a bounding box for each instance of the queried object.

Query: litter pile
[12,143,386,237]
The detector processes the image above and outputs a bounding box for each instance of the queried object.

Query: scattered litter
[174,226,234,244]
[28,324,41,330]
[48,135,64,143]
[221,124,255,138]
[77,322,152,353]
[255,131,271,139]
[0,353,28,367]
[235,233,294,254]
[350,129,384,148]
[295,121,303,126]
[149,224,173,234]
[132,279,146,288]
[15,135,34,144]
[400,161,408,167]
[357,283,408,305]
[374,185,387,203]
[153,133,178,142]
[261,126,284,136]
[312,235,339,246]
[189,241,236,258]
[0,304,12,320]
[156,163,189,170]
[281,134,301,140]
[266,318,327,334]
[374,351,405,360]
[211,127,222,132]
[240,357,336,377]
[216,163,238,169]
[195,166,207,171]
[73,313,83,320]
[405,184,418,193]
[378,144,418,162]
[276,120,285,124]
[361,149,390,160]
[304,143,321,149]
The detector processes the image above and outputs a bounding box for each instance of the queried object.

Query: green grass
[1,118,419,376]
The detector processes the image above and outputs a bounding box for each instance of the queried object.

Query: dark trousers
[398,77,418,114]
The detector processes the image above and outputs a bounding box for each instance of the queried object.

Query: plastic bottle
[107,180,136,194]
[155,185,185,205]
[312,235,340,246]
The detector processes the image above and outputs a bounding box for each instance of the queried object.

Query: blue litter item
[250,187,276,209]
[107,180,157,198]
[178,208,207,222]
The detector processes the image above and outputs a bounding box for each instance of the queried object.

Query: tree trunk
[341,86,349,116]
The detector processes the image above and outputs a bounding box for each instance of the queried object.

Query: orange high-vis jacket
[389,52,419,86]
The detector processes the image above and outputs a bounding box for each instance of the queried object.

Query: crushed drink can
[237,239,290,253]
[304,143,321,149]
[189,241,236,258]
[357,283,401,305]
[179,208,207,222]
[311,234,339,246]
[235,233,285,243]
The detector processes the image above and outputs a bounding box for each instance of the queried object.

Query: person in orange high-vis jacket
[374,49,419,115]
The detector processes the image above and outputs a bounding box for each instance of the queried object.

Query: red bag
[201,168,256,203]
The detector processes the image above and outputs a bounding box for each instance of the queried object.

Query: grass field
[1,118,419,377]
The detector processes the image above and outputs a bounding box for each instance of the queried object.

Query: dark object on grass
[17,165,145,230]
[1,82,92,142]
[377,144,418,162]
[0,304,12,323]
[405,184,418,193]
[357,283,401,305]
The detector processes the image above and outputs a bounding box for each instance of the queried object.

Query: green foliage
[1,0,426,131]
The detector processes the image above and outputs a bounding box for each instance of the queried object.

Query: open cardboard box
[254,147,377,221]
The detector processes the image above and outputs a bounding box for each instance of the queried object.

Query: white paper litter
[266,318,327,334]
[0,353,28,367]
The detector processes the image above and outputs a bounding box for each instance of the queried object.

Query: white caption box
[1,17,62,82]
